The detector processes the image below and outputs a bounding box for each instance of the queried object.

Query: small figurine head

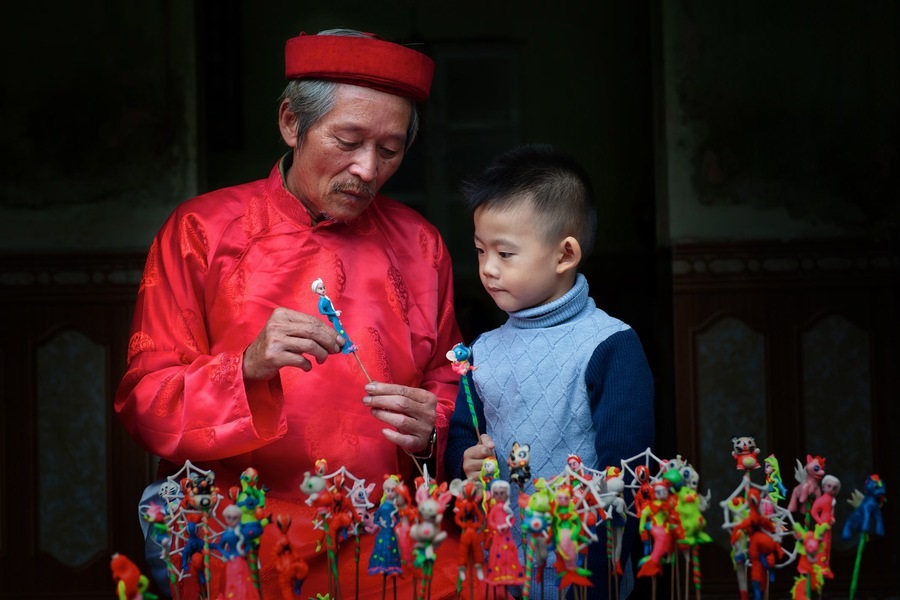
[606,474,625,495]
[445,342,473,363]
[555,484,574,507]
[240,467,260,489]
[821,474,841,496]
[661,455,685,472]
[635,464,651,485]
[223,504,242,528]
[731,435,758,455]
[185,471,218,511]
[764,454,780,476]
[508,442,530,468]
[567,454,583,472]
[311,278,325,295]
[805,455,826,480]
[315,458,328,476]
[417,498,441,522]
[662,467,684,492]
[480,457,499,481]
[394,482,412,508]
[864,473,886,501]
[490,479,510,503]
[381,474,400,503]
[299,471,327,501]
[652,481,669,501]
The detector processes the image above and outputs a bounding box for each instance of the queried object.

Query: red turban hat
[285,32,434,102]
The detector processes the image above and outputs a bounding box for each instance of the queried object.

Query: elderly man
[116,29,462,598]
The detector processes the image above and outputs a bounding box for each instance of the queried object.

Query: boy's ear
[556,236,582,274]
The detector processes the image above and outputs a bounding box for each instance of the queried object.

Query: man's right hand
[242,307,344,381]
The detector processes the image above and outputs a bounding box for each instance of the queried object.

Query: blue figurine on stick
[311,278,357,354]
[842,473,887,600]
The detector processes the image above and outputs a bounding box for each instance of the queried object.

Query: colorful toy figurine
[368,475,404,578]
[790,520,830,599]
[670,465,713,598]
[449,477,486,588]
[809,474,839,579]
[731,436,762,471]
[312,277,357,354]
[234,467,270,592]
[392,481,416,574]
[212,504,256,599]
[842,474,887,600]
[446,342,482,438]
[507,441,532,492]
[725,496,752,600]
[409,479,452,599]
[484,479,527,586]
[552,482,593,588]
[729,488,786,600]
[445,342,475,376]
[764,454,788,506]
[111,553,158,600]
[521,480,554,599]
[271,514,309,599]
[788,455,826,526]
[637,481,676,580]
[479,456,499,512]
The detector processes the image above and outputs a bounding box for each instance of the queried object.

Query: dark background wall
[1,1,898,598]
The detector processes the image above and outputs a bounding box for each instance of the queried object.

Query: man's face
[286,84,411,223]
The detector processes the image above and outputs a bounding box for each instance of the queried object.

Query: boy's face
[473,201,572,313]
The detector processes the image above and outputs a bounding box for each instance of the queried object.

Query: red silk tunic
[115,161,463,597]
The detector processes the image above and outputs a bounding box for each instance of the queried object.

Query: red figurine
[731,436,762,471]
[271,514,309,599]
[111,553,157,600]
[450,478,486,583]
[730,488,786,600]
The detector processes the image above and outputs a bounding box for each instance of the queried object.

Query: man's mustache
[332,180,375,199]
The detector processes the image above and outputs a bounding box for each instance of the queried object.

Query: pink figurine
[484,480,526,586]
[788,455,826,523]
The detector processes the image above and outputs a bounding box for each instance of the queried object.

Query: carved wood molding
[0,252,146,301]
[671,240,899,291]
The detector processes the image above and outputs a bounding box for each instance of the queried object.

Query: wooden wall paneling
[672,241,899,598]
[0,254,156,599]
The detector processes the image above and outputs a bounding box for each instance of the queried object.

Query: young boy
[444,144,655,599]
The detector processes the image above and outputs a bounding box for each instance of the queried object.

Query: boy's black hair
[461,143,598,258]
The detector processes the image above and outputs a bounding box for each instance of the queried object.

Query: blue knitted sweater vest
[472,274,629,483]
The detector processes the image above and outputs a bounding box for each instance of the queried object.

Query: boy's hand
[462,433,496,480]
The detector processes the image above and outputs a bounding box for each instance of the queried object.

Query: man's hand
[462,434,496,480]
[242,307,343,381]
[362,381,438,453]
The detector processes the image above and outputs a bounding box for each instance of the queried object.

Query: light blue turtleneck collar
[505,273,591,330]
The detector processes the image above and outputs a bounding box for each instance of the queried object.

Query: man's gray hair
[279,28,420,150]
